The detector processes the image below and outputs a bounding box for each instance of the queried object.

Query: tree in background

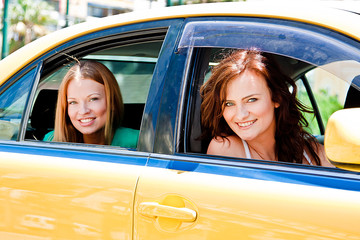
[9,0,55,53]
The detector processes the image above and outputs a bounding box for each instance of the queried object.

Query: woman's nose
[235,104,249,119]
[78,102,90,114]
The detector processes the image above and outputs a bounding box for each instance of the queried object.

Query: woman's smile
[236,119,257,128]
[78,117,96,126]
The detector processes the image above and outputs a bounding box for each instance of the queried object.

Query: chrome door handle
[138,202,197,222]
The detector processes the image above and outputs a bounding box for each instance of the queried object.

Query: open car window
[26,40,164,145]
[181,20,360,166]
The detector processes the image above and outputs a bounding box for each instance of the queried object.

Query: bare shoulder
[313,142,335,168]
[207,135,246,158]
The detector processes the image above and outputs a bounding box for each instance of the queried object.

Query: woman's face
[67,78,108,142]
[222,69,279,143]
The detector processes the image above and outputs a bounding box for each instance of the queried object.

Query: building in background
[49,0,165,27]
[1,0,165,55]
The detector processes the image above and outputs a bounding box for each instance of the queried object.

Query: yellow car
[0,2,359,239]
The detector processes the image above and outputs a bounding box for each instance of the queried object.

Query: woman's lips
[78,117,95,126]
[237,119,257,128]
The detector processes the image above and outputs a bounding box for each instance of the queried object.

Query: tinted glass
[178,20,360,85]
[0,68,35,140]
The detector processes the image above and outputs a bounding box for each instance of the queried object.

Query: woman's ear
[274,102,280,108]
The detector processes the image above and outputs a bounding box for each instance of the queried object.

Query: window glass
[178,21,360,84]
[299,68,349,135]
[0,68,35,140]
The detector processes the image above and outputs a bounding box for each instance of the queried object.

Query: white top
[241,139,313,165]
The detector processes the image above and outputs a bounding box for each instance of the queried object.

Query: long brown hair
[200,49,320,165]
[54,60,124,145]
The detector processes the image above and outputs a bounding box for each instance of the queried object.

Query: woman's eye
[68,101,77,105]
[248,98,257,103]
[90,97,99,102]
[225,102,234,107]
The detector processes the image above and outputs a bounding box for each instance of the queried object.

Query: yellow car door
[0,14,181,239]
[134,13,360,239]
[134,156,360,239]
[0,145,147,239]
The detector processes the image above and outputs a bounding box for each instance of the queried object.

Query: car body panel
[134,156,360,239]
[0,142,148,239]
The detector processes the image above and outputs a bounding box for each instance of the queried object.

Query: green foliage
[9,0,56,53]
[298,89,342,135]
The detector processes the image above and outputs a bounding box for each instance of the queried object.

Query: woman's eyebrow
[242,93,260,100]
[87,92,102,97]
[226,93,260,101]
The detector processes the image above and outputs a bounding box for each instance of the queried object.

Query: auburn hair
[200,49,320,165]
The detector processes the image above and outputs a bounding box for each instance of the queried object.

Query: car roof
[1,2,359,82]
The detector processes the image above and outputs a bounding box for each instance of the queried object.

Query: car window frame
[26,30,167,149]
[177,18,360,83]
[8,19,184,154]
[177,17,360,171]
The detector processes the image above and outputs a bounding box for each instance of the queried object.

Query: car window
[185,47,360,157]
[178,20,360,83]
[0,68,36,140]
[180,19,360,166]
[26,40,163,144]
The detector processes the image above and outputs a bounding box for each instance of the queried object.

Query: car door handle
[138,202,197,222]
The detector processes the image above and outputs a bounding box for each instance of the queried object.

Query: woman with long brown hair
[201,49,333,166]
[44,60,138,148]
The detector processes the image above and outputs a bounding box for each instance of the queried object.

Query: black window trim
[300,74,325,135]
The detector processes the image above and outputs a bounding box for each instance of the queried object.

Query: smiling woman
[200,49,333,167]
[43,60,139,148]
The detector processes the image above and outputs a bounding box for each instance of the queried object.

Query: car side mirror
[325,108,360,172]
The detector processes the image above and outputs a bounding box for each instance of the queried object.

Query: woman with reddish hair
[200,49,333,166]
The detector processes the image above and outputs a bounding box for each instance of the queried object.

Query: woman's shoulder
[306,141,334,167]
[313,142,335,167]
[112,127,139,148]
[115,126,139,135]
[207,135,246,158]
[43,131,54,141]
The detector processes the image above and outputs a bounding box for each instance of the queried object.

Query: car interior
[185,48,360,154]
[26,41,163,142]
